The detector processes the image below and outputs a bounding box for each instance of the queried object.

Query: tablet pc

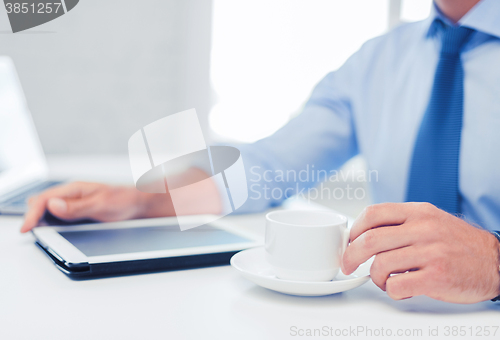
[32,215,261,279]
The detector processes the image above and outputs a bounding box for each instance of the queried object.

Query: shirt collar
[426,0,500,39]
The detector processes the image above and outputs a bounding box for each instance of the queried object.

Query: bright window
[209,0,432,143]
[210,0,389,143]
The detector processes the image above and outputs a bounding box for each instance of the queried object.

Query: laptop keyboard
[0,181,61,214]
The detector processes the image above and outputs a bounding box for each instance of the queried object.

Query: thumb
[47,197,97,220]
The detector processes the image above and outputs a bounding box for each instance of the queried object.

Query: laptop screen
[0,57,48,198]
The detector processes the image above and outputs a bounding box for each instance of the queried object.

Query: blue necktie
[406,21,473,214]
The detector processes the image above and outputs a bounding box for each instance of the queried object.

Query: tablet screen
[58,224,250,257]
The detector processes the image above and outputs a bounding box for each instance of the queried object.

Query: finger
[385,269,430,300]
[342,224,417,274]
[33,182,92,202]
[47,196,101,221]
[370,246,424,291]
[350,202,420,241]
[21,198,48,233]
[20,183,96,233]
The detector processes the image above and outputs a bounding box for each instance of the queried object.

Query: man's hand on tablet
[342,202,500,304]
[20,168,222,233]
[20,182,166,233]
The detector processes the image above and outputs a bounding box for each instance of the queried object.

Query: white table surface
[1,156,500,340]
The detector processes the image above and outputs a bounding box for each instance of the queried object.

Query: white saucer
[230,247,371,297]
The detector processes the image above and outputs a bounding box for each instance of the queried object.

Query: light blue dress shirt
[227,0,500,230]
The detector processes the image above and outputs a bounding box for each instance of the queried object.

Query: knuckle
[420,202,435,210]
[430,250,450,275]
[370,258,387,290]
[28,195,40,205]
[361,229,377,250]
[370,274,385,291]
[418,220,433,234]
[363,205,377,220]
[433,261,449,277]
[373,253,387,271]
[419,202,437,216]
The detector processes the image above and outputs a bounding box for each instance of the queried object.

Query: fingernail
[49,198,67,213]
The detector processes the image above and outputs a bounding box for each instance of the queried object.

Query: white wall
[0,0,213,155]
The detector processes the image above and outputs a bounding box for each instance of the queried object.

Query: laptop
[0,56,61,215]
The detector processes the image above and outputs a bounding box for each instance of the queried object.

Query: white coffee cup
[265,210,350,282]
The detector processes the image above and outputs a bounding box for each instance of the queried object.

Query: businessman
[21,0,500,304]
